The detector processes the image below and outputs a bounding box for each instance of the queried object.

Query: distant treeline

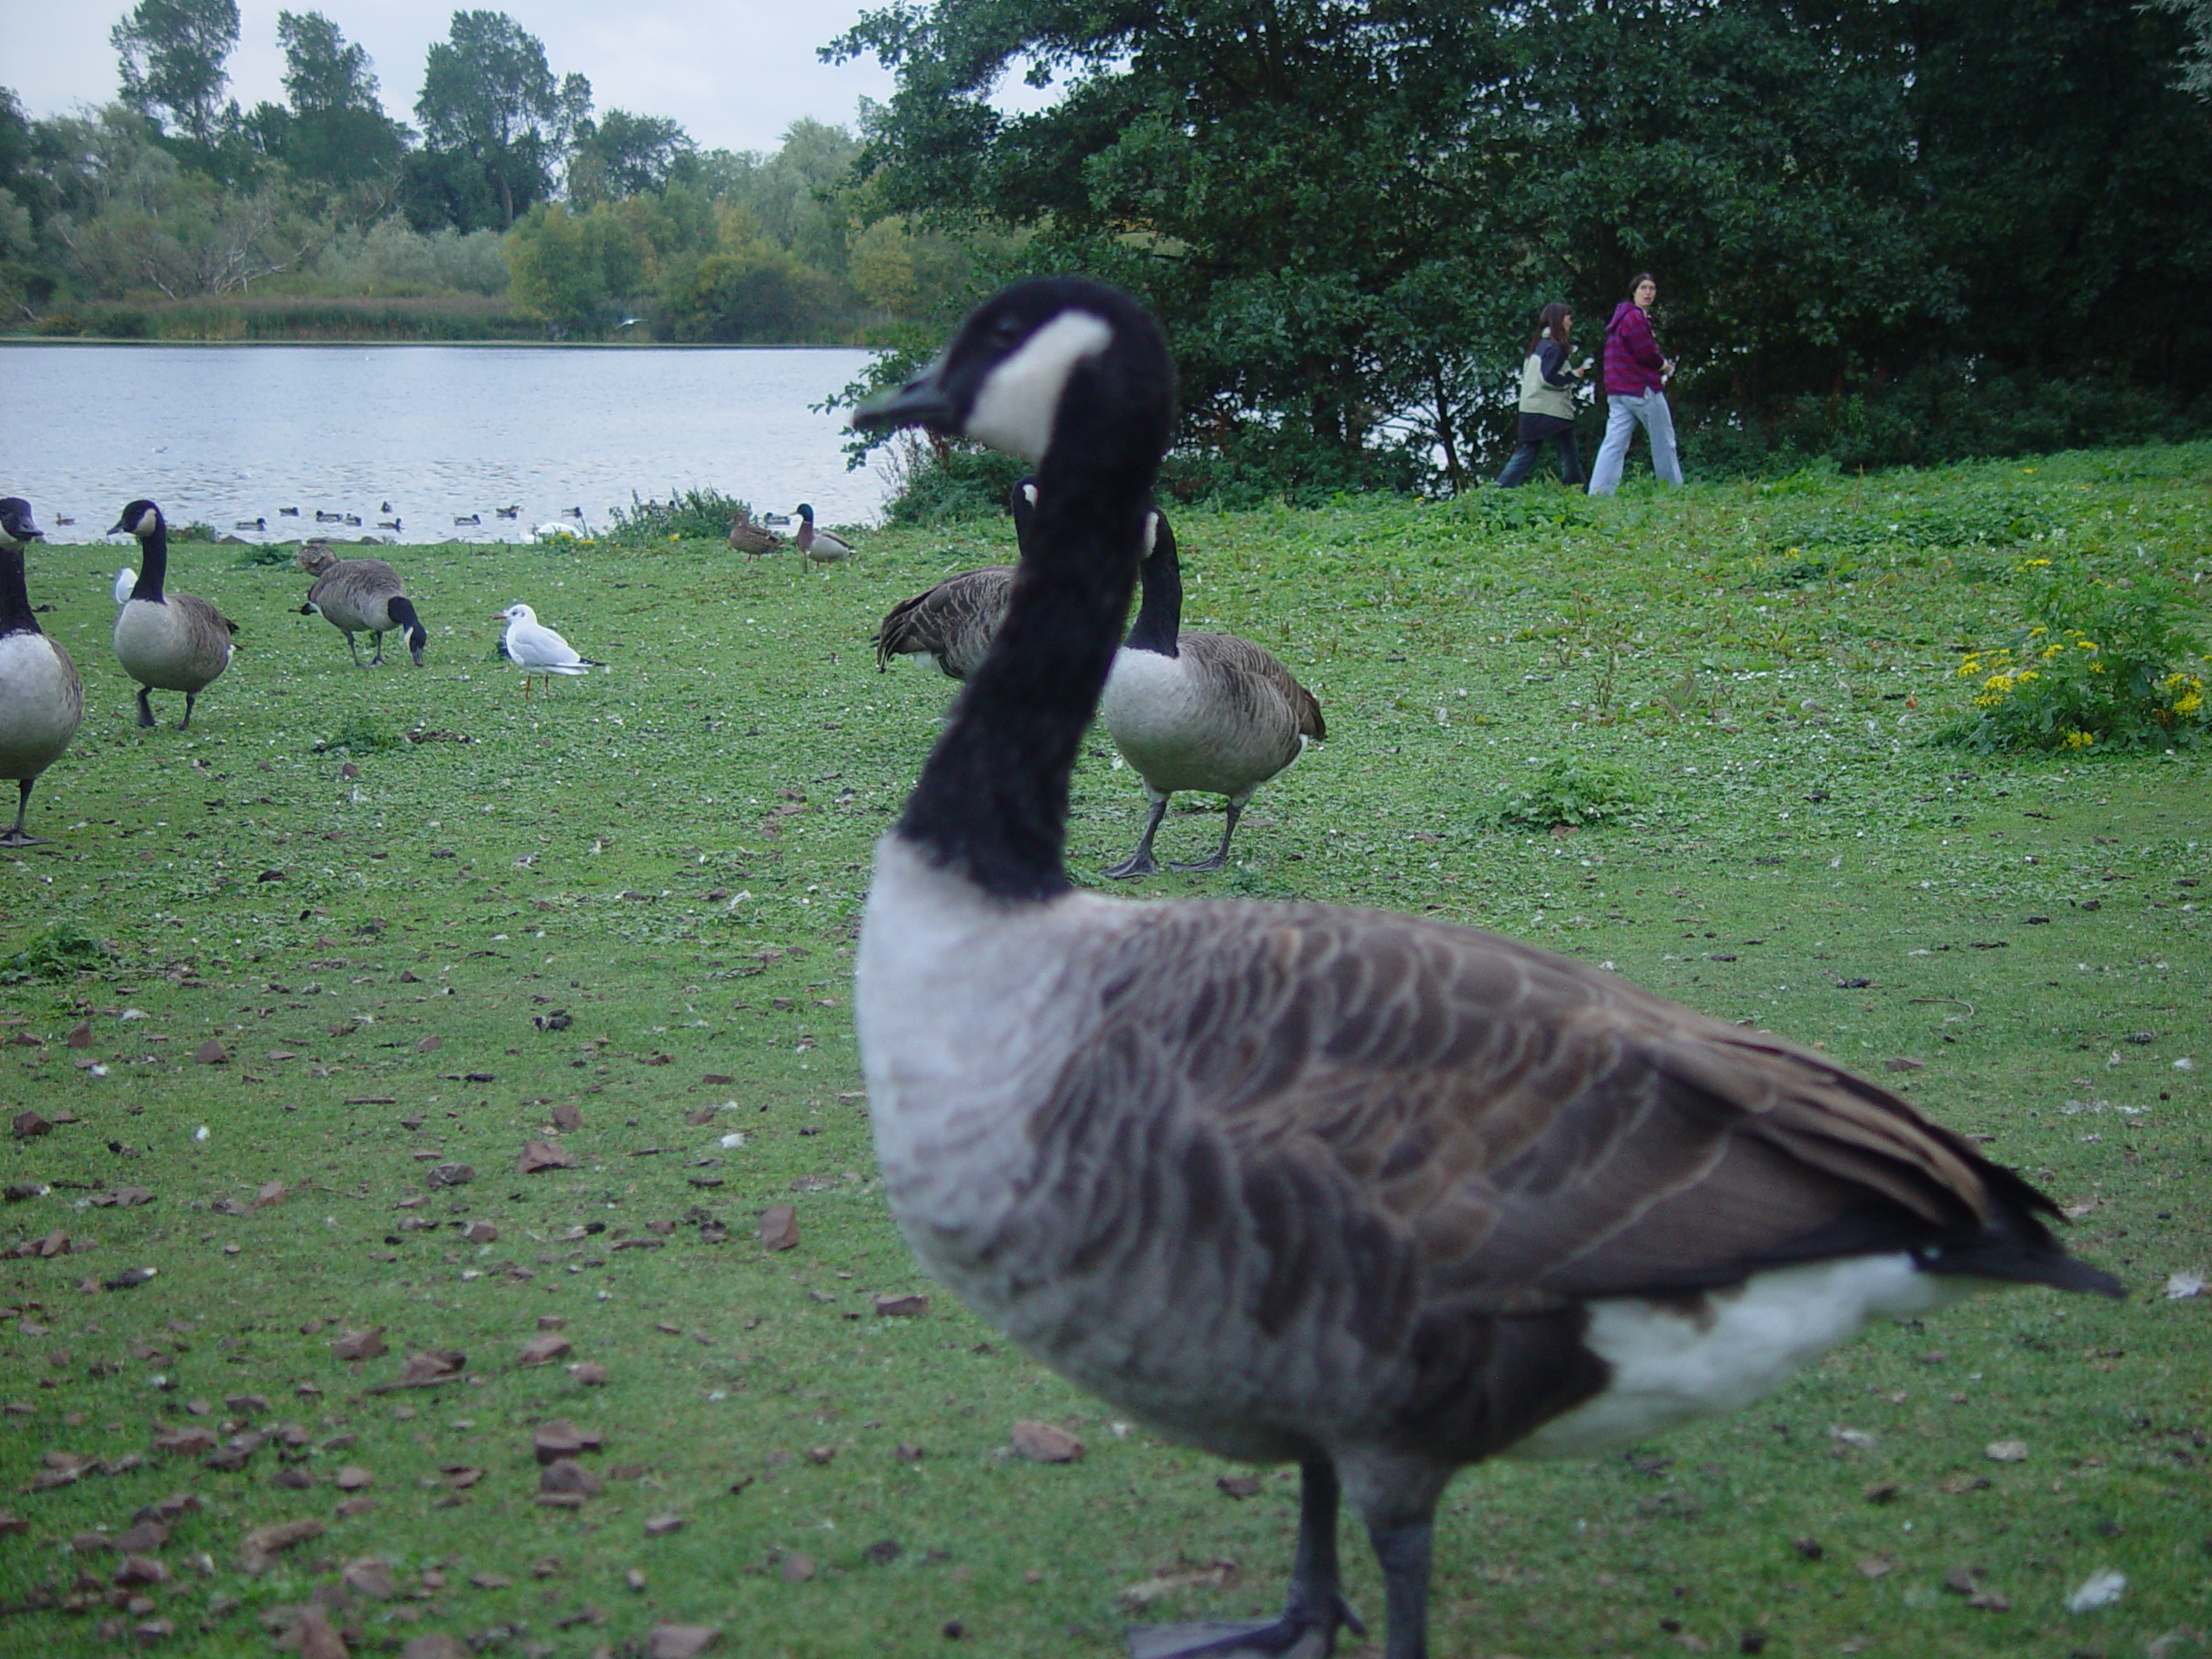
[0,5,992,346]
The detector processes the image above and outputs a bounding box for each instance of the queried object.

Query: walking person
[1587,271,1683,494]
[1495,302,1587,487]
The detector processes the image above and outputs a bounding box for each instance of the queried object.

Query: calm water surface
[0,342,887,543]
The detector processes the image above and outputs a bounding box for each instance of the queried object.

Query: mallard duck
[792,504,855,566]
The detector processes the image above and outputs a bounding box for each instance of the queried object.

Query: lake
[0,341,889,544]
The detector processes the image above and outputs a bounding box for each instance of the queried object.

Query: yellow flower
[2062,730,2094,749]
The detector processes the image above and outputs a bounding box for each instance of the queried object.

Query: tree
[567,111,694,205]
[2153,0,2212,95]
[111,0,240,146]
[247,11,410,199]
[412,10,589,230]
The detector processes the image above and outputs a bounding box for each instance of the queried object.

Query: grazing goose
[870,479,1027,678]
[1098,509,1324,877]
[496,602,598,696]
[847,276,2122,1659]
[791,503,855,566]
[0,499,83,847]
[110,499,237,730]
[300,554,429,666]
[727,508,783,558]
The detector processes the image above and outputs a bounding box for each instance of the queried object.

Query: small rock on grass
[240,1518,326,1573]
[275,1607,348,1658]
[329,1328,387,1363]
[1010,1421,1084,1464]
[779,1552,816,1584]
[647,1627,721,1659]
[518,1333,571,1367]
[518,1140,580,1174]
[1985,1440,2028,1463]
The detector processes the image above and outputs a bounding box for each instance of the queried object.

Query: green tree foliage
[568,111,696,206]
[410,10,590,230]
[834,0,2212,493]
[111,0,240,146]
[2153,0,2212,94]
[245,10,410,200]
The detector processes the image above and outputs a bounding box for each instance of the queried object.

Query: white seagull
[496,603,600,697]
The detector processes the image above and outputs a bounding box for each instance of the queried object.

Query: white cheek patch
[132,507,159,537]
[966,310,1114,461]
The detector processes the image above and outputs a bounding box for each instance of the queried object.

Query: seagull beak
[853,354,953,434]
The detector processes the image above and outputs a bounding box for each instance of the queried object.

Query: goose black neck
[1122,516,1182,658]
[387,594,422,632]
[895,423,1160,903]
[0,545,37,636]
[131,521,168,602]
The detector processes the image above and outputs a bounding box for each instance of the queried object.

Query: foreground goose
[870,479,1027,678]
[0,499,83,846]
[791,503,855,566]
[848,277,2121,1659]
[496,603,597,696]
[110,499,237,730]
[1100,509,1325,877]
[299,550,429,666]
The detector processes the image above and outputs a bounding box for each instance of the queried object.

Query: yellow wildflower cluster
[2157,672,2205,721]
[2062,730,2096,749]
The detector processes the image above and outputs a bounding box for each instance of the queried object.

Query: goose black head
[110,499,164,540]
[0,498,42,549]
[388,595,429,667]
[853,276,1173,469]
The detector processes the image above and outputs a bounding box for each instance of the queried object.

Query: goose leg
[367,630,385,666]
[1127,1462,1363,1659]
[1363,1516,1434,1659]
[1169,800,1244,874]
[345,632,365,668]
[136,686,157,728]
[0,781,49,848]
[178,691,197,731]
[1103,795,1171,880]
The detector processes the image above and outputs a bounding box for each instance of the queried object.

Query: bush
[1939,558,2209,753]
[1,923,113,983]
[876,435,1027,526]
[600,487,760,547]
[1494,757,1649,830]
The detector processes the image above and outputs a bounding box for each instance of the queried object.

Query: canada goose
[454,513,481,527]
[0,499,83,847]
[1098,510,1324,877]
[727,508,782,558]
[300,555,428,666]
[869,478,1026,677]
[496,603,598,696]
[109,499,237,730]
[791,503,855,566]
[847,277,2122,1659]
[112,567,136,606]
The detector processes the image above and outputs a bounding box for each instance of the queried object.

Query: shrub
[877,434,1027,526]
[1940,559,2209,753]
[600,487,760,548]
[1,923,113,983]
[1495,757,1649,830]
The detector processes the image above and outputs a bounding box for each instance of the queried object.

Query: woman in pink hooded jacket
[1587,271,1683,493]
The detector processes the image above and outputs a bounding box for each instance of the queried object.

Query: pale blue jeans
[1587,390,1682,493]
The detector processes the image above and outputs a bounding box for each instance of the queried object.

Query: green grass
[2,446,2208,1659]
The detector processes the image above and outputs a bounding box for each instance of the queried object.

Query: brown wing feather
[1066,899,2096,1312]
[874,566,1014,674]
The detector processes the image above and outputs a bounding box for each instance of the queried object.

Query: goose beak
[106,518,130,535]
[853,355,952,433]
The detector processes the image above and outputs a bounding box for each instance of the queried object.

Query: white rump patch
[1512,1255,1968,1459]
[966,310,1114,462]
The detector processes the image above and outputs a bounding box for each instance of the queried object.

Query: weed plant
[0,442,2206,1659]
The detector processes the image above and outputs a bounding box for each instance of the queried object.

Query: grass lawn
[2,442,2206,1659]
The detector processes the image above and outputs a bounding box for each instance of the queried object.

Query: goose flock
[847,276,2120,1659]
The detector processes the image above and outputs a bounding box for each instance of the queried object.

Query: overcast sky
[2,1,924,156]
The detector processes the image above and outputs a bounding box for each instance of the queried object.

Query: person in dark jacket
[1496,302,1587,487]
[1587,271,1683,494]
